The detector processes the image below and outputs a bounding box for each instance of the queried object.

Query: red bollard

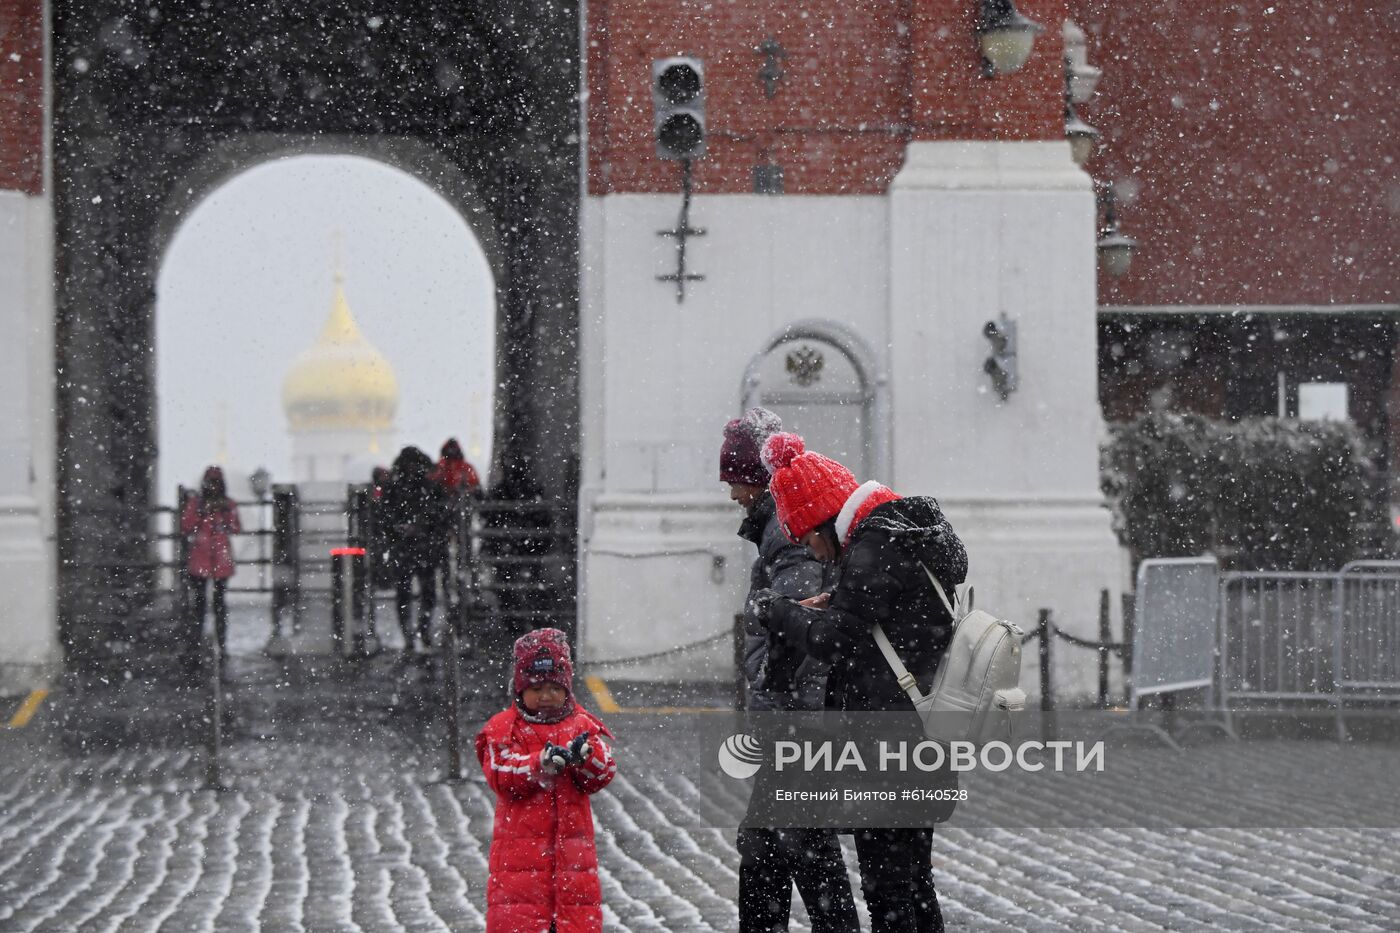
[331,547,366,658]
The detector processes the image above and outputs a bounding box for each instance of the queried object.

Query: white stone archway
[152,142,501,501]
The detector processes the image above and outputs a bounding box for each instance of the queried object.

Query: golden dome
[282,277,399,433]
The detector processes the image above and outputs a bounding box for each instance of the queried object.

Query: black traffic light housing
[983,314,1018,399]
[653,57,706,160]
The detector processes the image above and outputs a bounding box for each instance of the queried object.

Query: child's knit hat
[512,628,575,722]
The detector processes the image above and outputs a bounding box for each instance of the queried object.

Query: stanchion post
[455,497,472,656]
[330,546,367,659]
[1038,608,1057,741]
[206,635,224,790]
[331,549,347,657]
[269,486,292,651]
[176,486,194,658]
[270,484,301,638]
[365,488,379,639]
[445,613,464,782]
[351,549,369,657]
[1120,591,1135,682]
[1038,609,1053,712]
[1098,588,1112,709]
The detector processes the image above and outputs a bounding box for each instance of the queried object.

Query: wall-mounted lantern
[1064,67,1100,166]
[1096,182,1136,277]
[1061,19,1102,104]
[976,0,1044,77]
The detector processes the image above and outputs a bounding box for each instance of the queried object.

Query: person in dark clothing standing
[181,465,241,660]
[721,410,858,933]
[751,432,968,933]
[381,446,450,658]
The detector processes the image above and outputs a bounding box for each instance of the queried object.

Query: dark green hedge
[1101,411,1387,571]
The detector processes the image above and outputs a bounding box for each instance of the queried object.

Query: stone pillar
[0,193,57,692]
[0,0,57,692]
[888,139,1124,697]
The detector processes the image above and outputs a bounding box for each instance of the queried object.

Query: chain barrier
[580,628,734,668]
[1017,590,1129,711]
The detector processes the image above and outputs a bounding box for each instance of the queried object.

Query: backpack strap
[920,563,958,619]
[870,562,960,704]
[871,623,924,703]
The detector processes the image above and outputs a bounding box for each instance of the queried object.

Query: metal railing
[1334,561,1400,697]
[1122,558,1400,741]
[1218,571,1338,706]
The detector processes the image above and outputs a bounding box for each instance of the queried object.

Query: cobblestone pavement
[4,664,1400,931]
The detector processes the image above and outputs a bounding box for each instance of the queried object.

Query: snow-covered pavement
[3,663,1400,931]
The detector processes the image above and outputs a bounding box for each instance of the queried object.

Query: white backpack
[871,564,1026,743]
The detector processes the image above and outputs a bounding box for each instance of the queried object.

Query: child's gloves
[567,731,592,764]
[541,733,595,775]
[540,743,572,775]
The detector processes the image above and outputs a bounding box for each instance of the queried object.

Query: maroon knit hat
[720,408,783,486]
[512,627,574,698]
[762,432,860,542]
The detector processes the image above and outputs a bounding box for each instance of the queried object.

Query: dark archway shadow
[51,2,580,666]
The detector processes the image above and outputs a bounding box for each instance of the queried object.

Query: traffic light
[652,57,706,160]
[983,315,1018,399]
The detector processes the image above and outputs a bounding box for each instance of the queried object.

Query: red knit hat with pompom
[762,433,860,542]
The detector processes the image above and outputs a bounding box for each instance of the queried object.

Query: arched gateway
[50,2,580,664]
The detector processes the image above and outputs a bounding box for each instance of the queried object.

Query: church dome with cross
[282,273,398,480]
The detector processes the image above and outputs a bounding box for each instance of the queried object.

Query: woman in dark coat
[380,446,450,657]
[751,433,967,933]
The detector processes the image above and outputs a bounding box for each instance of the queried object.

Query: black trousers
[853,828,943,933]
[189,575,229,655]
[395,565,436,648]
[738,826,859,933]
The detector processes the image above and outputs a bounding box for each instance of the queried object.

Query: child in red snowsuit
[475,628,616,933]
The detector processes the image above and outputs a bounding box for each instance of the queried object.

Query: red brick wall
[587,0,1067,195]
[0,0,43,195]
[1071,1,1396,306]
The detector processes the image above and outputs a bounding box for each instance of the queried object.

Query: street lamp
[249,466,271,500]
[1062,19,1102,104]
[977,0,1044,77]
[248,466,285,655]
[1064,67,1100,166]
[1096,182,1136,277]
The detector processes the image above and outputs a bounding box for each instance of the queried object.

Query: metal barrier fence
[1335,561,1400,700]
[1123,558,1400,740]
[1218,571,1338,706]
[1132,558,1218,709]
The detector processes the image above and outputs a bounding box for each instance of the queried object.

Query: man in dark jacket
[721,410,858,933]
[381,446,451,658]
[752,432,967,933]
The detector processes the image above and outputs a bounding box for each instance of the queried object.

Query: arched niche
[741,320,891,482]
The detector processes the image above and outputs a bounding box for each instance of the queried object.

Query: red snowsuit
[475,705,616,933]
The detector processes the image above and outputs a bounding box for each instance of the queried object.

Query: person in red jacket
[180,465,241,658]
[433,437,481,495]
[432,438,480,618]
[475,628,616,933]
